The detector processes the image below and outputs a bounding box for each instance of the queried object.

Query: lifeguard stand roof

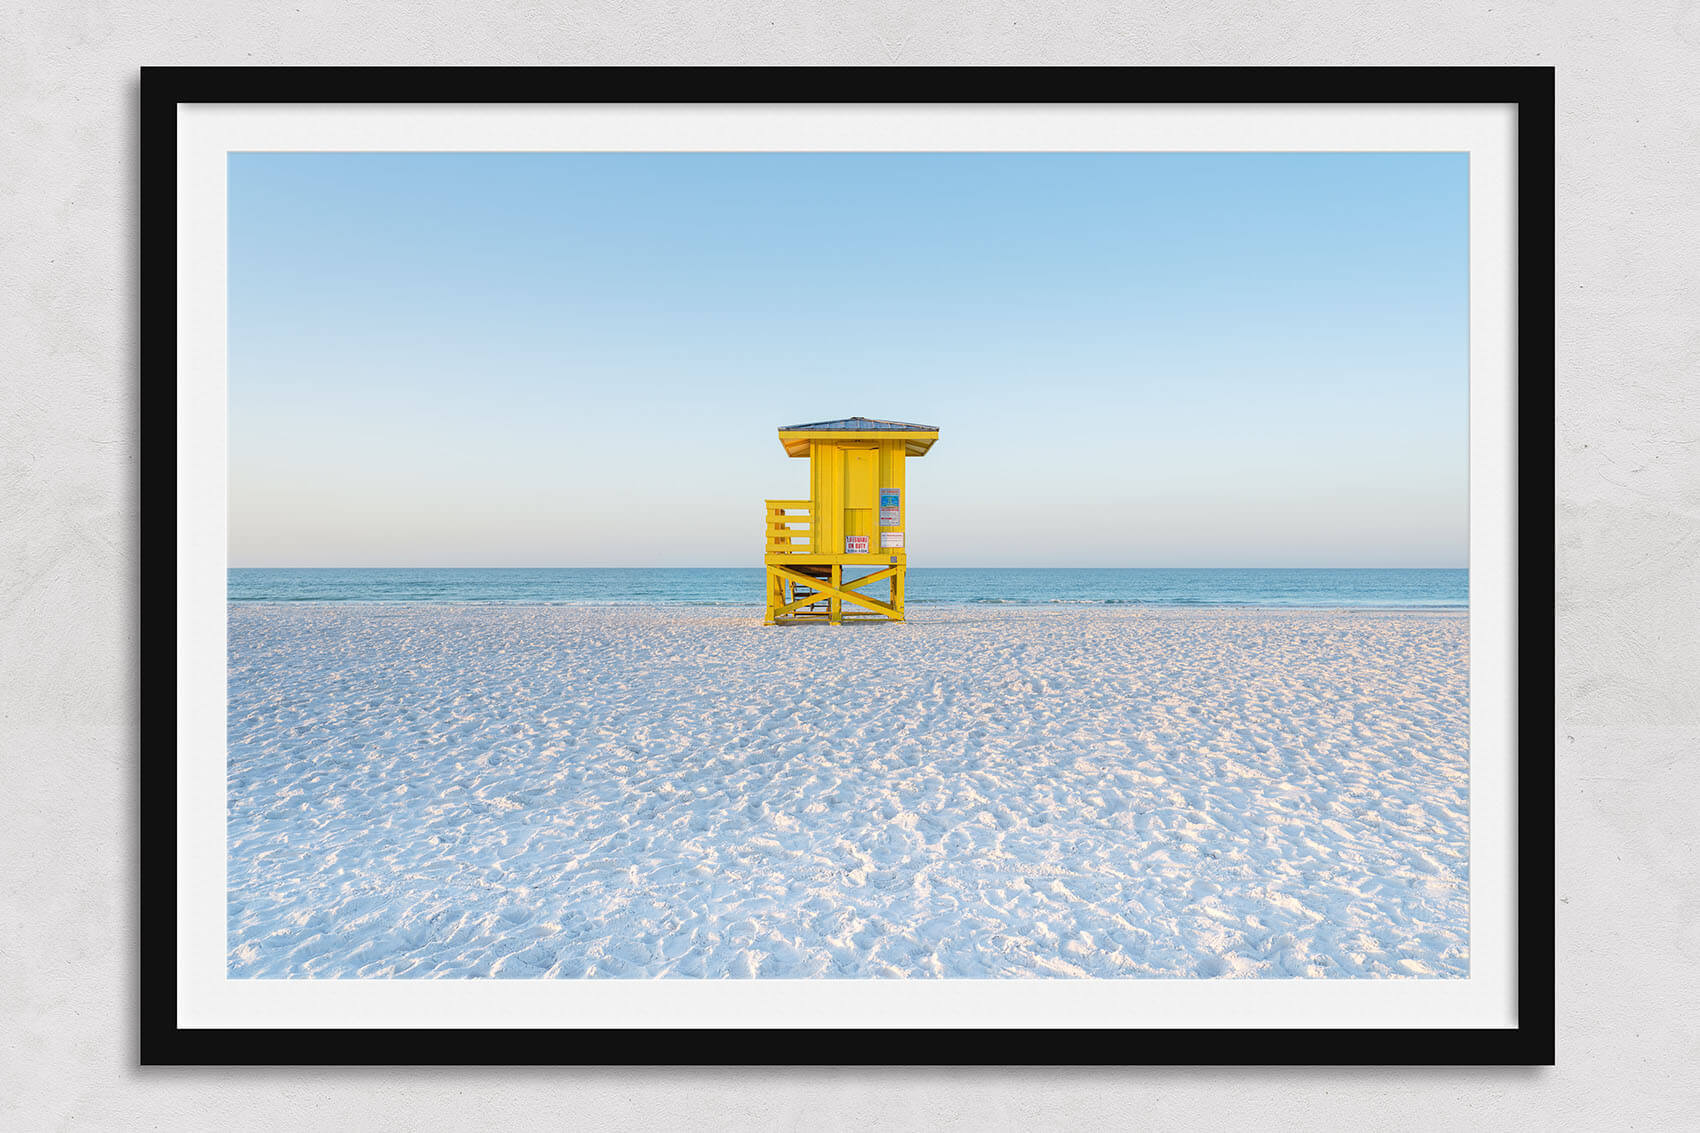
[777,416,940,458]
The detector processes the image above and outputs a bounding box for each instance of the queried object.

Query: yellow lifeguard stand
[763,417,940,625]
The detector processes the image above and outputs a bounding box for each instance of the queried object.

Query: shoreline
[226,599,1470,612]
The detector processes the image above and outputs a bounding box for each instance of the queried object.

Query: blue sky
[228,151,1467,568]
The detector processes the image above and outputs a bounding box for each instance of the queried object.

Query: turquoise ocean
[229,568,1467,608]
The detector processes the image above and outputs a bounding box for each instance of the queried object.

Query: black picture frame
[143,65,1555,1066]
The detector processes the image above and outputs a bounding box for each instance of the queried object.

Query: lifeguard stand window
[763,417,939,625]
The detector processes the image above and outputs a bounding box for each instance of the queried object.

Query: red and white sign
[845,535,870,553]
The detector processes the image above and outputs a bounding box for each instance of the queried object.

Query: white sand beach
[227,605,1469,979]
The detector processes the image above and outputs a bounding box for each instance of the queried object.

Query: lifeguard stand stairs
[763,417,939,625]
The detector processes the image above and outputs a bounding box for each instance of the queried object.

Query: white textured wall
[3,3,1695,1127]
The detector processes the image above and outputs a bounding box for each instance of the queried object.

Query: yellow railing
[765,499,812,555]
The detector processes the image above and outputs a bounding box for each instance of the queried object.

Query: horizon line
[227,563,1471,571]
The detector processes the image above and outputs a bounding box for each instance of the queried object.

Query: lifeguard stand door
[841,446,876,552]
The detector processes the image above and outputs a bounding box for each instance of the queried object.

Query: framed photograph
[146,67,1555,1065]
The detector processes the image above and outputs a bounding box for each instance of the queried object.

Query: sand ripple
[227,604,1469,979]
